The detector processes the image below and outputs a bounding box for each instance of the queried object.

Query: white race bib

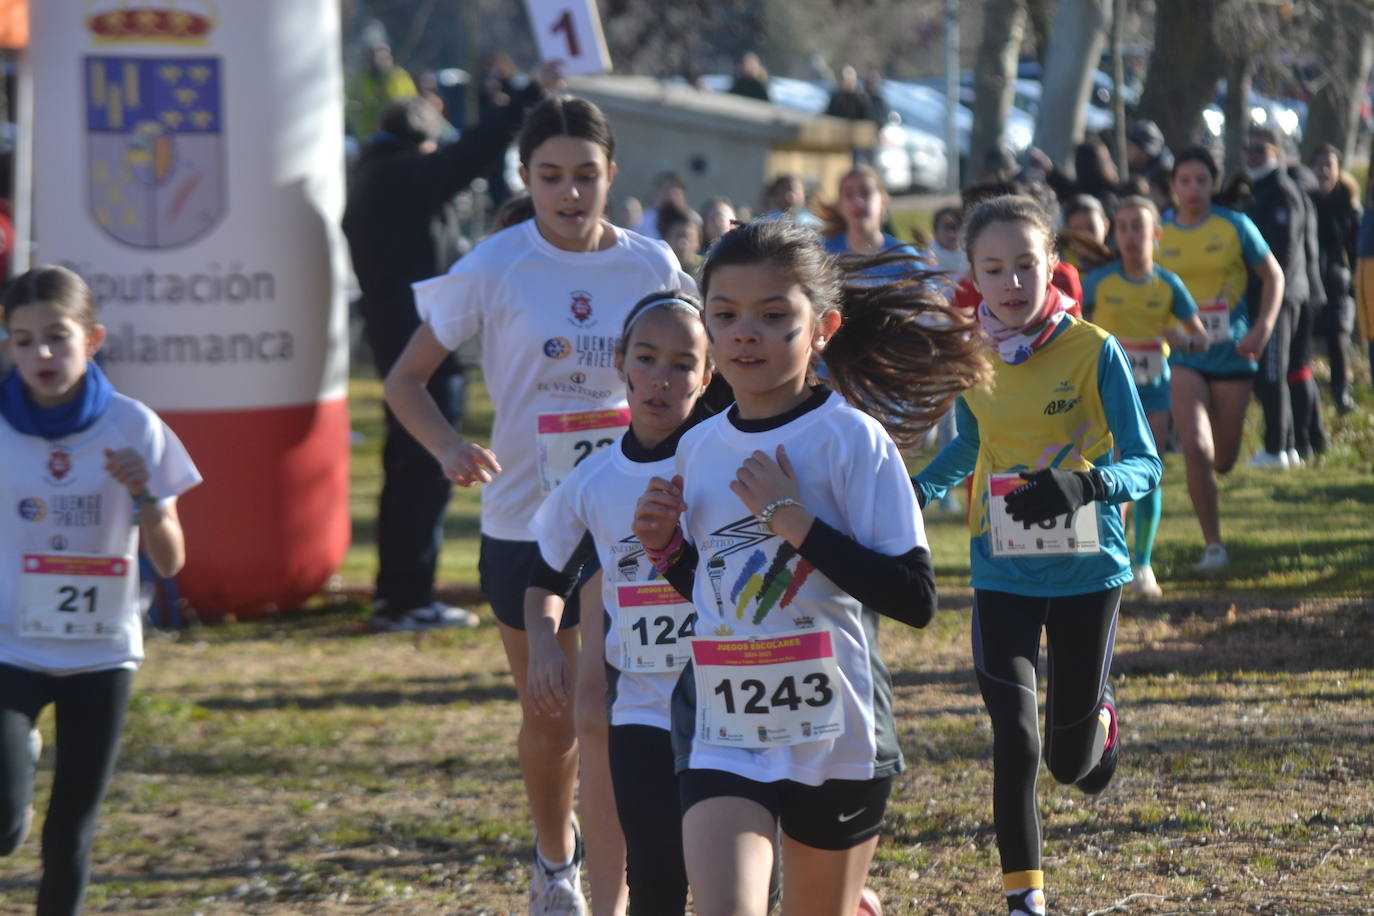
[1120,338,1165,385]
[988,473,1101,556]
[1198,299,1231,345]
[616,582,695,672]
[19,553,137,640]
[536,408,631,494]
[692,629,845,749]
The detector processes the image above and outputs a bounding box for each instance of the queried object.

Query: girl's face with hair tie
[520,135,616,252]
[616,306,711,442]
[704,262,839,416]
[4,301,106,408]
[970,220,1052,329]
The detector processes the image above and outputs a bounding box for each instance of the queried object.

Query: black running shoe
[1076,681,1119,795]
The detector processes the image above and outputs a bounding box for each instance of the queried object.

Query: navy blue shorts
[478,535,599,630]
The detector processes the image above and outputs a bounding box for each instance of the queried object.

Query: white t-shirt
[674,392,925,785]
[0,395,201,675]
[413,220,695,541]
[530,437,696,730]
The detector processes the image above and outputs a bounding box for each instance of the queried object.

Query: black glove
[911,475,928,510]
[1003,468,1107,525]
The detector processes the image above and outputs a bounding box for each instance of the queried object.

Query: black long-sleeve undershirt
[527,532,595,601]
[663,519,936,629]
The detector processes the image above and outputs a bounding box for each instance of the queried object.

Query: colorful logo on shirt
[18,497,47,522]
[51,534,69,551]
[543,336,572,359]
[704,515,815,625]
[1043,397,1080,416]
[46,448,76,486]
[567,291,597,328]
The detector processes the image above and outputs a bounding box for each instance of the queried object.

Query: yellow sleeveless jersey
[961,317,1114,538]
[1156,205,1269,374]
[1084,262,1197,361]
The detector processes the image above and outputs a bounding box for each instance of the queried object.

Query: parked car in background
[887,79,1033,184]
[697,73,931,193]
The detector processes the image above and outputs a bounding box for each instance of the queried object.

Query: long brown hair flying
[699,220,990,448]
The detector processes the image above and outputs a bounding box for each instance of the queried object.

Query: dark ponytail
[700,220,990,448]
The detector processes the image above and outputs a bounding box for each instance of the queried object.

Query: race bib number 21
[20,553,136,640]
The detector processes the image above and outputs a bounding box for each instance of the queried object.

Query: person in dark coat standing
[343,75,547,631]
[1243,127,1310,466]
[1309,144,1362,414]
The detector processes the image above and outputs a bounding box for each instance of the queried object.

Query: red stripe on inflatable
[160,398,350,618]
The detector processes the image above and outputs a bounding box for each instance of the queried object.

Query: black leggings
[971,587,1120,875]
[0,664,132,916]
[608,724,688,915]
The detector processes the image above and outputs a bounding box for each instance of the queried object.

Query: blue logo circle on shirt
[544,337,572,359]
[18,498,46,522]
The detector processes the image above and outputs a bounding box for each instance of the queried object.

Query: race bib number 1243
[692,629,844,749]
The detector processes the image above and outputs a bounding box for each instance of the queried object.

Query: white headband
[623,295,700,336]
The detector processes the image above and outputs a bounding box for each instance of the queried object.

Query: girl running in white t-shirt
[633,221,989,915]
[0,266,201,914]
[386,95,693,915]
[525,291,711,914]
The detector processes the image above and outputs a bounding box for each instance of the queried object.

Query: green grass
[341,350,1374,604]
[0,313,1371,913]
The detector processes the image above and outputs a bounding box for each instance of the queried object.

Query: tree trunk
[1223,53,1253,177]
[1301,0,1374,162]
[1110,0,1129,179]
[971,0,1028,178]
[1138,0,1229,153]
[1033,0,1110,167]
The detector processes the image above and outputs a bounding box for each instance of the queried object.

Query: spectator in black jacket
[1243,127,1309,466]
[1310,144,1362,414]
[825,66,874,121]
[1126,119,1173,189]
[1283,159,1329,458]
[728,52,771,102]
[342,74,547,631]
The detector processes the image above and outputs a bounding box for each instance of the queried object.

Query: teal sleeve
[914,397,980,505]
[1095,337,1163,504]
[1227,208,1271,265]
[1163,267,1198,320]
[1080,263,1113,312]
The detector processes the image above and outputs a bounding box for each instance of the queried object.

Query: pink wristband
[642,525,685,575]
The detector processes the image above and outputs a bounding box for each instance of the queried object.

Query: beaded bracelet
[757,497,801,532]
[642,525,685,575]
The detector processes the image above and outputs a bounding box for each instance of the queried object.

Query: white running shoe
[16,729,41,846]
[1285,448,1303,467]
[1195,543,1229,573]
[1130,565,1163,598]
[371,601,480,632]
[1247,450,1289,468]
[530,823,586,916]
